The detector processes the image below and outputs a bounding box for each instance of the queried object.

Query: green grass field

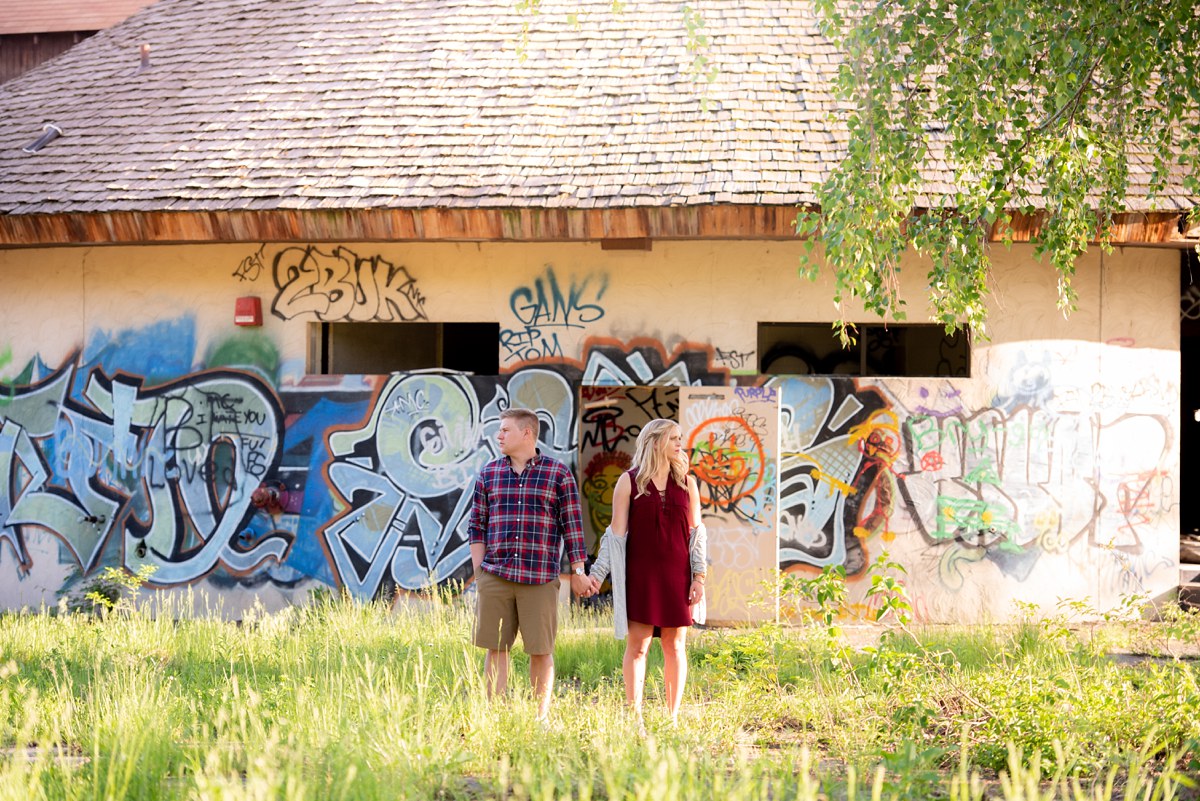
[1,590,1197,800]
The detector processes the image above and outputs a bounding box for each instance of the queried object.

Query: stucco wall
[0,240,1180,621]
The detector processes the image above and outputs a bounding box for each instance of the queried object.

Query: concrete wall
[0,240,1180,621]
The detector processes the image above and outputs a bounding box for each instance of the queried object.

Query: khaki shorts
[473,571,560,654]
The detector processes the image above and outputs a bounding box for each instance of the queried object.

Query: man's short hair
[499,408,540,439]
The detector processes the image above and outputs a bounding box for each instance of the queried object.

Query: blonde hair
[499,408,540,439]
[631,419,689,498]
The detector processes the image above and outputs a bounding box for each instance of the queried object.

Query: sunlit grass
[0,593,1196,800]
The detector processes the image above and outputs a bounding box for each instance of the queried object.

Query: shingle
[0,0,156,35]
[0,0,1192,216]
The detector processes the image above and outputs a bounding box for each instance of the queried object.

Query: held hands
[570,572,601,598]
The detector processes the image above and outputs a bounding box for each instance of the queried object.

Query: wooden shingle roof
[0,0,1194,244]
[0,0,158,36]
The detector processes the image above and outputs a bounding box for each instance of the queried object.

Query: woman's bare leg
[660,626,688,720]
[623,621,655,716]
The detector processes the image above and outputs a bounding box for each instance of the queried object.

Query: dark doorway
[308,322,500,375]
[1180,249,1200,545]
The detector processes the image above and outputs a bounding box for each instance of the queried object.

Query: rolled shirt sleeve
[557,470,587,566]
[467,476,488,546]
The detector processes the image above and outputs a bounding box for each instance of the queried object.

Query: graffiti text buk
[271,245,427,322]
[500,267,608,363]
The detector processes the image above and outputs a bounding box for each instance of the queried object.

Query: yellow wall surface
[2,240,1178,372]
[0,240,1182,622]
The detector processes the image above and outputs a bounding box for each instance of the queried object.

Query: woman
[588,419,707,722]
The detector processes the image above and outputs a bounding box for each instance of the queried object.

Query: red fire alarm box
[234,296,262,326]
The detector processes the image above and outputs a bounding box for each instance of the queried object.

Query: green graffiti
[0,347,35,408]
[962,458,1000,486]
[206,332,280,380]
[904,413,1001,460]
[905,414,940,452]
[933,495,1021,551]
[936,542,988,591]
[0,346,10,407]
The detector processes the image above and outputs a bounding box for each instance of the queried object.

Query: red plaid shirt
[468,451,586,585]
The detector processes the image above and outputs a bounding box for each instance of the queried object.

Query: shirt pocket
[527,485,559,522]
[665,492,689,512]
[664,493,691,523]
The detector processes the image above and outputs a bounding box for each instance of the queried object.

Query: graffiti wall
[577,386,680,551]
[0,241,1181,621]
[767,352,1178,620]
[0,347,287,609]
[679,385,781,623]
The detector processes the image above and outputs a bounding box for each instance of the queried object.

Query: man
[468,407,594,721]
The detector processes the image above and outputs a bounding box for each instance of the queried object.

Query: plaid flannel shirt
[468,451,586,585]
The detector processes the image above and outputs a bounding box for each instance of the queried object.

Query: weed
[0,593,1197,800]
[65,564,159,618]
[1152,602,1200,659]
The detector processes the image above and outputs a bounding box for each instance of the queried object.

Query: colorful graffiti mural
[679,386,780,622]
[0,297,1179,622]
[766,356,1176,598]
[769,377,892,574]
[320,372,497,600]
[896,405,1173,589]
[577,384,680,548]
[580,450,631,551]
[0,353,286,587]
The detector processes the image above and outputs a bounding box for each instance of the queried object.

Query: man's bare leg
[484,648,510,698]
[529,652,554,720]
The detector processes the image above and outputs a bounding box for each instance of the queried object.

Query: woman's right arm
[589,473,631,585]
[609,472,631,538]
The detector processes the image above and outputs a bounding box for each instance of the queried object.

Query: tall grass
[0,593,1196,800]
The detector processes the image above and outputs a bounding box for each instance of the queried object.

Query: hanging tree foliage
[798,0,1200,340]
[516,2,1199,340]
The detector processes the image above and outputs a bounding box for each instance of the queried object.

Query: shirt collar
[505,449,541,468]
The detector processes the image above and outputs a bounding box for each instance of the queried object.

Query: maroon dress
[625,468,693,631]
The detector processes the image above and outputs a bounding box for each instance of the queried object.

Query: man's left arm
[557,469,590,594]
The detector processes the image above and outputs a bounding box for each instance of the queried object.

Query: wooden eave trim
[994,209,1195,247]
[0,205,1193,247]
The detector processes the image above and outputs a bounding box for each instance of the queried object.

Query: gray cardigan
[588,522,708,639]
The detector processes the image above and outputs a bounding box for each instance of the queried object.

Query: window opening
[308,322,500,375]
[757,323,969,377]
